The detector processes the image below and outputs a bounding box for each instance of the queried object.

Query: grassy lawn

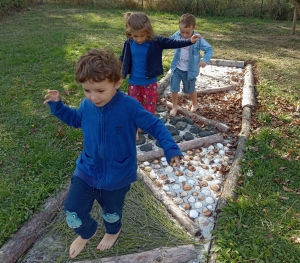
[0,4,299,262]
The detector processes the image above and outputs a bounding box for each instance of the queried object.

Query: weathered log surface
[0,184,69,263]
[158,69,172,98]
[160,100,230,133]
[72,244,197,263]
[138,168,201,237]
[163,85,237,99]
[242,64,256,109]
[208,59,245,68]
[137,133,224,162]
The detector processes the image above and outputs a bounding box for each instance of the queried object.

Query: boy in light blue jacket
[170,13,213,116]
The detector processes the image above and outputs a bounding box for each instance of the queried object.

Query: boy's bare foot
[69,236,90,258]
[136,132,140,141]
[170,107,177,116]
[97,230,121,251]
[191,104,198,112]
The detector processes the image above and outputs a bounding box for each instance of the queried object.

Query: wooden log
[242,64,256,109]
[158,69,172,98]
[160,100,230,133]
[0,184,69,263]
[71,244,197,263]
[163,85,237,99]
[208,107,252,263]
[137,133,224,162]
[208,59,244,68]
[138,168,201,237]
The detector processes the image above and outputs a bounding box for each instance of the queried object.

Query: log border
[207,63,255,263]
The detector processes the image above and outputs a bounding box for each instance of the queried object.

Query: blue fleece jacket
[120,36,194,79]
[48,90,182,191]
[170,31,213,80]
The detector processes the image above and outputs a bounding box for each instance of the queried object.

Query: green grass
[0,4,300,262]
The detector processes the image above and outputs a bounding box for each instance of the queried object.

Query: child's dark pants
[64,176,130,239]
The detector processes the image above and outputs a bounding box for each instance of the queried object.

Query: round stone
[178,176,187,182]
[172,184,181,190]
[201,189,211,196]
[165,166,173,173]
[216,143,224,149]
[189,210,199,219]
[205,196,215,204]
[187,196,196,203]
[195,202,203,209]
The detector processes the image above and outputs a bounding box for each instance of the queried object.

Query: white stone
[172,184,181,190]
[161,157,166,161]
[178,176,187,182]
[205,196,214,204]
[189,210,199,219]
[162,161,169,166]
[201,189,211,196]
[195,202,203,208]
[162,185,170,191]
[198,217,209,226]
[187,196,196,203]
[216,143,224,149]
[165,166,173,173]
[207,205,213,210]
[143,161,150,166]
[219,150,225,155]
[198,170,205,176]
[208,145,214,150]
[153,164,161,169]
[150,170,158,179]
[168,177,176,183]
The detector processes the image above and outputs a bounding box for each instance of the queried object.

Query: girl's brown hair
[124,12,155,41]
[75,49,122,84]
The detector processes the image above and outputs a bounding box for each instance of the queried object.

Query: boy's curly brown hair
[75,49,122,84]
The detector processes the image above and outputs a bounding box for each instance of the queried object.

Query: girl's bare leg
[190,92,198,112]
[136,128,142,141]
[97,229,121,251]
[170,92,179,116]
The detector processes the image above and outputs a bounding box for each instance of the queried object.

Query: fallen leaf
[252,146,259,152]
[279,196,289,200]
[283,186,293,192]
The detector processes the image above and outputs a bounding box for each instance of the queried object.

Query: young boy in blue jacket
[44,49,183,259]
[170,13,213,116]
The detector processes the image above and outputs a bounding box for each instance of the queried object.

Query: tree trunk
[292,6,297,35]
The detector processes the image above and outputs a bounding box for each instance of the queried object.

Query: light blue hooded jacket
[170,30,213,80]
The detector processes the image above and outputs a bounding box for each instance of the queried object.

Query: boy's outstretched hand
[43,90,61,104]
[170,156,182,167]
[191,33,202,43]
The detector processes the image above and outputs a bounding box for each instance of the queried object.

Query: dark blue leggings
[64,176,130,239]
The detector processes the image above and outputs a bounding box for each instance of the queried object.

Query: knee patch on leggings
[65,210,82,229]
[102,212,120,223]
